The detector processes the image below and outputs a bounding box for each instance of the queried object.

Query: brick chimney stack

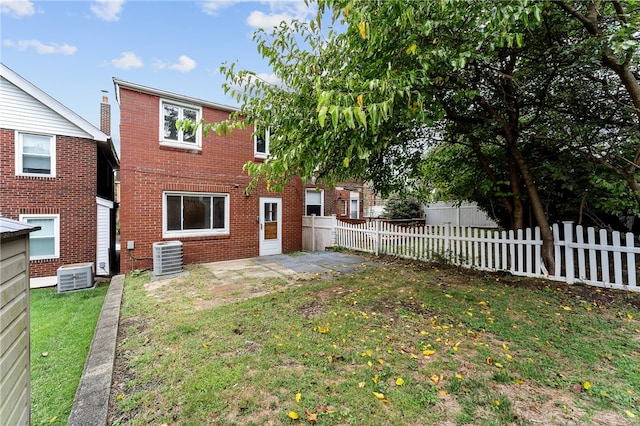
[100,91,111,136]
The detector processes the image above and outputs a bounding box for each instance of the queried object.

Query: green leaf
[318,105,328,128]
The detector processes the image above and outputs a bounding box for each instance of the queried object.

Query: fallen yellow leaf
[429,375,440,385]
[49,416,57,424]
[627,313,634,320]
[438,390,447,397]
[583,381,592,390]
[625,410,636,418]
[372,392,388,402]
[396,377,405,386]
[563,306,572,311]
[514,379,525,385]
[202,343,210,349]
[358,382,365,388]
[423,349,436,356]
[295,393,301,403]
[494,400,500,406]
[288,411,299,420]
[502,343,509,351]
[455,373,464,380]
[116,393,125,400]
[305,411,318,423]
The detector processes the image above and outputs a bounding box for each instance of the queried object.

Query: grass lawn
[111,258,640,425]
[30,283,109,425]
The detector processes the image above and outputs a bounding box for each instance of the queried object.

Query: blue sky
[1,0,318,153]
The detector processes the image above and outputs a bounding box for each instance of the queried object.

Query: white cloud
[199,0,237,16]
[91,0,125,22]
[169,55,197,72]
[3,39,77,55]
[246,1,316,29]
[154,55,197,73]
[0,0,35,18]
[111,52,143,69]
[255,72,281,86]
[247,11,294,29]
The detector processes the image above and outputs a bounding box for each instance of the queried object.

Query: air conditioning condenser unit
[57,262,94,292]
[153,241,183,276]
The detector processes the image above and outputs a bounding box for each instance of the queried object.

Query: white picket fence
[303,216,640,292]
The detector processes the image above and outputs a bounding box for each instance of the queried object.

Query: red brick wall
[0,129,98,277]
[118,88,302,273]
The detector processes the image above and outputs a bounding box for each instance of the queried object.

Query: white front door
[259,197,282,256]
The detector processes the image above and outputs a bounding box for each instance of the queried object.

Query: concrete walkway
[68,274,124,426]
[67,251,377,426]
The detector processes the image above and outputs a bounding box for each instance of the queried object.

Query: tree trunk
[508,154,524,230]
[510,145,555,272]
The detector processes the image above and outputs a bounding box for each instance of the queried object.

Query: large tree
[196,0,639,270]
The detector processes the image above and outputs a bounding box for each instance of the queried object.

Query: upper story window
[160,99,202,150]
[254,127,270,159]
[163,192,229,237]
[15,132,56,177]
[19,214,60,260]
[305,189,324,216]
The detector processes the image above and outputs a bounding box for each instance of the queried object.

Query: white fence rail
[302,216,640,292]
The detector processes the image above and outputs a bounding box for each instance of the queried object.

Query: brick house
[113,79,303,274]
[303,181,365,220]
[0,63,119,282]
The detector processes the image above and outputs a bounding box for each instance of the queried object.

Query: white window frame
[159,99,202,150]
[19,214,60,260]
[350,192,360,219]
[162,191,229,238]
[15,131,56,177]
[305,189,324,216]
[254,127,270,159]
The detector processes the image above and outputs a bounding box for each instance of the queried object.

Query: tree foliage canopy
[198,0,639,237]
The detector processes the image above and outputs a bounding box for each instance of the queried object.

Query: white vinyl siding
[96,198,113,275]
[163,192,229,238]
[159,99,202,149]
[19,214,60,260]
[0,76,96,139]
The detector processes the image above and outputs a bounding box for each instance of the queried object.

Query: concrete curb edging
[68,274,125,426]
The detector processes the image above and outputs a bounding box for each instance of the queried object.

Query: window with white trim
[340,200,348,216]
[305,189,324,216]
[254,127,270,158]
[160,99,201,149]
[163,192,229,237]
[19,214,60,260]
[15,132,56,177]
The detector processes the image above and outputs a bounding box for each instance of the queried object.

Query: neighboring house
[113,79,302,274]
[0,63,119,282]
[304,181,364,220]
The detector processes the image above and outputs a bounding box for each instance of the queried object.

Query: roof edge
[112,77,239,113]
[1,62,109,142]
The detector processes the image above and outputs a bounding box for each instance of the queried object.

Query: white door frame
[259,197,282,256]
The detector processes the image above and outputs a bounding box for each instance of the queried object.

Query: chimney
[100,90,111,136]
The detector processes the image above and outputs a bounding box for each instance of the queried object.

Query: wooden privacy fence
[310,218,639,292]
